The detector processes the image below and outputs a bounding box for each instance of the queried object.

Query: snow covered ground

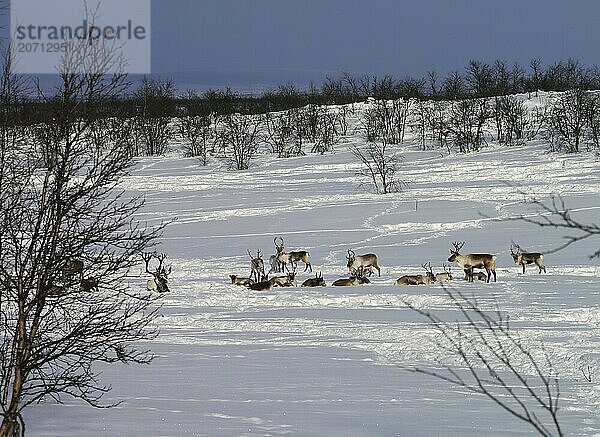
[25,99,600,436]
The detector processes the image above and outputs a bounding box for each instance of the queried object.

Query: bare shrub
[401,290,563,437]
[352,139,406,194]
[547,89,594,153]
[446,98,491,152]
[221,113,261,170]
[133,78,174,156]
[177,114,213,165]
[494,96,528,146]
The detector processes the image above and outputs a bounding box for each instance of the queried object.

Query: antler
[274,236,284,250]
[510,240,522,254]
[422,262,433,274]
[156,253,167,270]
[347,249,356,260]
[142,252,170,278]
[156,253,171,277]
[450,241,465,253]
[247,249,254,260]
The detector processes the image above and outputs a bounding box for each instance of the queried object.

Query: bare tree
[446,98,491,153]
[401,290,563,437]
[263,110,297,158]
[134,78,174,156]
[494,96,528,146]
[0,31,163,436]
[311,109,338,154]
[177,111,213,165]
[547,89,594,153]
[352,139,406,194]
[361,99,411,145]
[413,100,448,151]
[221,113,261,170]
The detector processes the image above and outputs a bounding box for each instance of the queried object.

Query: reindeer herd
[229,238,547,291]
[39,252,172,298]
[42,239,545,297]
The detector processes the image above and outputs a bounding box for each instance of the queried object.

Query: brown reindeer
[80,277,99,293]
[230,275,255,287]
[510,243,546,274]
[248,249,266,282]
[42,284,68,297]
[301,272,326,287]
[435,264,454,282]
[448,242,497,283]
[272,268,297,287]
[332,276,370,286]
[143,252,172,293]
[275,237,312,272]
[346,249,381,277]
[61,256,84,281]
[249,277,278,292]
[396,262,436,285]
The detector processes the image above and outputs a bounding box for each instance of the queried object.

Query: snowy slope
[25,96,600,436]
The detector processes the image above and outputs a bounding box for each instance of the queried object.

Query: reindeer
[270,238,286,273]
[332,276,370,286]
[80,277,99,293]
[249,277,278,292]
[230,275,255,287]
[247,249,265,282]
[435,264,454,282]
[469,269,489,282]
[353,265,374,277]
[271,268,297,287]
[462,267,487,281]
[42,284,68,297]
[268,254,281,274]
[448,241,497,283]
[274,237,312,272]
[143,252,172,293]
[61,256,84,281]
[302,272,326,287]
[396,262,436,285]
[510,243,546,274]
[346,249,381,277]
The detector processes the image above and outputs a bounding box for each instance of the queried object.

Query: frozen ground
[26,99,600,436]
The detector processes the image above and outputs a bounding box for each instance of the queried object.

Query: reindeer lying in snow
[302,272,326,287]
[396,262,435,285]
[332,276,370,286]
[230,275,255,287]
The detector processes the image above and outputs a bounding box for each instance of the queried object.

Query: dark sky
[150,0,599,89]
[3,1,600,91]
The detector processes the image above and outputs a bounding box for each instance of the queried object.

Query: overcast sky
[150,0,599,89]
[3,0,600,91]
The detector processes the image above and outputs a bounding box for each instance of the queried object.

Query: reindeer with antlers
[396,262,436,285]
[142,252,172,293]
[302,272,326,287]
[448,241,497,283]
[346,249,381,277]
[270,264,298,287]
[248,249,266,282]
[510,242,546,274]
[274,237,312,273]
[435,264,454,282]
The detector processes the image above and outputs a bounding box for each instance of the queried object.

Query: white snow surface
[26,97,600,436]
